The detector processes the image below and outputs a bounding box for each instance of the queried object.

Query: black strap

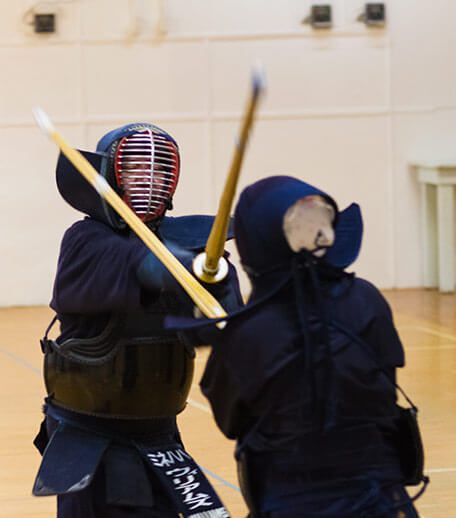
[40,315,58,353]
[44,315,58,340]
[330,319,416,409]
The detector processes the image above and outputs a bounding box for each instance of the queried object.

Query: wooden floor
[0,288,455,517]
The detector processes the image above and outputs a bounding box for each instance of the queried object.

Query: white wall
[1,0,455,305]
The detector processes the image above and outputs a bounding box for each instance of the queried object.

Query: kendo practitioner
[32,123,242,518]
[169,175,428,517]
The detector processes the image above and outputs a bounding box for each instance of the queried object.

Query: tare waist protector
[43,312,195,418]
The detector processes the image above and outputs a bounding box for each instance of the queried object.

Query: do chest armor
[43,294,195,419]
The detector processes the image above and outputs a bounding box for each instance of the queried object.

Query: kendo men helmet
[234,175,363,276]
[97,123,180,222]
[55,123,180,230]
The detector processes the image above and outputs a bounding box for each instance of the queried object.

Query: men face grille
[114,129,179,221]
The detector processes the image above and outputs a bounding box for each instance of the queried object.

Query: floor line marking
[0,497,37,502]
[406,344,456,351]
[426,467,456,473]
[399,326,456,342]
[200,466,241,493]
[0,349,42,374]
[187,398,211,413]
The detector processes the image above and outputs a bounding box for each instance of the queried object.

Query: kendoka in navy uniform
[32,123,242,517]
[170,175,428,517]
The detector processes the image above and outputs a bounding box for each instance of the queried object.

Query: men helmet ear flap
[324,203,363,269]
[56,150,101,217]
[56,123,181,230]
[55,149,128,230]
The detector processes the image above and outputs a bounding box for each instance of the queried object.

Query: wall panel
[83,41,209,118]
[390,0,456,108]
[0,125,84,306]
[0,45,82,122]
[210,37,388,113]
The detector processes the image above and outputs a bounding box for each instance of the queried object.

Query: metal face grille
[114,129,179,221]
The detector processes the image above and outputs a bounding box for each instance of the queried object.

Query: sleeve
[51,219,149,313]
[356,279,405,368]
[200,348,247,439]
